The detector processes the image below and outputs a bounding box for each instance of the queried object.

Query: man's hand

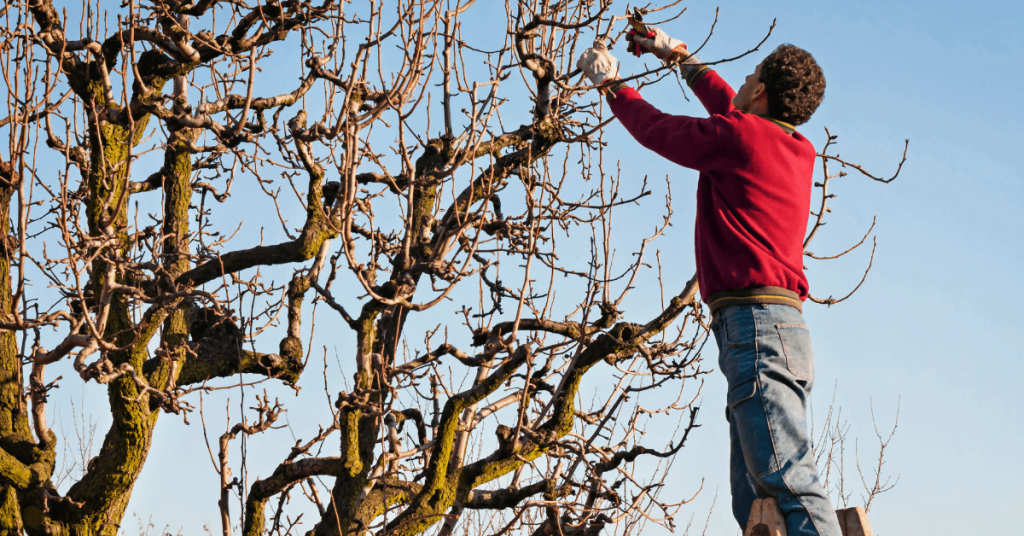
[631,27,691,63]
[576,42,619,87]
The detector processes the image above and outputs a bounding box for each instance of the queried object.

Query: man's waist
[706,286,803,315]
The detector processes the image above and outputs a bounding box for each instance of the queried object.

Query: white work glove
[631,27,689,62]
[576,42,619,86]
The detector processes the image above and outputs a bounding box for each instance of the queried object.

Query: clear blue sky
[39,1,1023,534]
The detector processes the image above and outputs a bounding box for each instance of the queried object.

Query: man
[576,29,838,536]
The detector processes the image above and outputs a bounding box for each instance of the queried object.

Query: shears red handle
[626,28,655,57]
[625,8,654,57]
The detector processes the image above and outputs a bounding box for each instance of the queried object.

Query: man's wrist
[666,49,710,88]
[665,44,690,63]
[683,64,711,88]
[600,77,629,98]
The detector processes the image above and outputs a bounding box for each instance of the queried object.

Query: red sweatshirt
[607,71,814,306]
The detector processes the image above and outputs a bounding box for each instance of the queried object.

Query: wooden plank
[835,507,874,536]
[745,498,764,536]
[761,498,788,536]
[745,498,787,536]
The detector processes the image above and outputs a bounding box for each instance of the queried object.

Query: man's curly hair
[758,44,825,126]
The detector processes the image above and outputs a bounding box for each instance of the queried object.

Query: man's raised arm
[632,28,738,117]
[576,43,727,172]
[604,87,726,172]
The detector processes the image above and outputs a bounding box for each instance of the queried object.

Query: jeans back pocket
[775,323,814,381]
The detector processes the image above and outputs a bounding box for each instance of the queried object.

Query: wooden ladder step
[745,499,875,536]
[835,507,874,536]
[744,498,787,536]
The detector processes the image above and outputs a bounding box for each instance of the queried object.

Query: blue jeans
[711,304,841,536]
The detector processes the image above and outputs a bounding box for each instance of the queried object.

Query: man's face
[732,61,766,113]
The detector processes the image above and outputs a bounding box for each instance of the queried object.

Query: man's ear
[751,81,767,101]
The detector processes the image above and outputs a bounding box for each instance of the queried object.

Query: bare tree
[0,1,905,535]
[811,386,901,513]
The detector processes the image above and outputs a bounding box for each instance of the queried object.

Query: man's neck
[739,100,770,117]
[739,103,795,134]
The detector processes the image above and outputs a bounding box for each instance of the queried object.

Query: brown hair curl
[758,44,826,126]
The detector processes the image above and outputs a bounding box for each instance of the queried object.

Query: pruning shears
[625,7,655,57]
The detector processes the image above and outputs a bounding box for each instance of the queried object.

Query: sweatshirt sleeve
[606,87,727,172]
[692,70,737,117]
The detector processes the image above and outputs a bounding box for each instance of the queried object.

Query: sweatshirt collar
[763,116,796,135]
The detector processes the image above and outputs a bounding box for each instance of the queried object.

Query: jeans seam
[753,312,782,478]
[779,472,830,536]
[756,386,818,534]
[752,376,781,478]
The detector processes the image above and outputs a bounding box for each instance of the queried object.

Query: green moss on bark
[0,183,42,529]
